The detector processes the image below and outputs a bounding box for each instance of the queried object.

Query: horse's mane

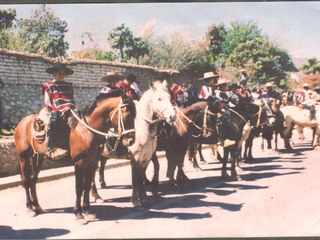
[69,93,123,129]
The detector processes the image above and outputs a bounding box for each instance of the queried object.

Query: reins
[70,99,135,139]
[174,105,216,138]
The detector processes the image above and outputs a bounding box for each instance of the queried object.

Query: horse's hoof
[27,209,37,217]
[35,207,45,215]
[133,201,145,211]
[100,182,107,189]
[221,171,231,180]
[95,197,104,203]
[76,214,88,225]
[83,210,96,220]
[200,160,208,165]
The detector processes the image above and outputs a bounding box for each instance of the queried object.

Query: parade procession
[1,2,320,239]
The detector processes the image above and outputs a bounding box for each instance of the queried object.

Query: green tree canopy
[15,5,69,58]
[300,57,320,75]
[206,20,297,88]
[0,8,16,30]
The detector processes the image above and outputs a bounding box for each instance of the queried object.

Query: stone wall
[0,49,203,177]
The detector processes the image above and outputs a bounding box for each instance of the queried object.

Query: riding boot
[216,115,235,147]
[46,111,68,161]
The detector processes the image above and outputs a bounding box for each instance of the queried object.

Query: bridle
[70,98,135,152]
[174,105,216,138]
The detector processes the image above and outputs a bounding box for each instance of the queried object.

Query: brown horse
[14,94,136,224]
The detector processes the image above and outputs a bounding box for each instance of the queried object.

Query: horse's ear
[149,81,156,91]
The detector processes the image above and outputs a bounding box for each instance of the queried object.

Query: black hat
[157,71,170,81]
[46,62,74,75]
[123,71,138,83]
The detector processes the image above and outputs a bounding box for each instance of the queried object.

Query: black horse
[219,102,267,180]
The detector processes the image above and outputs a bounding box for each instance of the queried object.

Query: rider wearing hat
[214,78,236,147]
[296,83,317,123]
[42,62,75,160]
[117,71,140,100]
[260,82,282,103]
[198,72,218,99]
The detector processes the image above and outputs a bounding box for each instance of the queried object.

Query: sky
[2,2,320,60]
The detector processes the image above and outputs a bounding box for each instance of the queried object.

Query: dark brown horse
[14,94,136,224]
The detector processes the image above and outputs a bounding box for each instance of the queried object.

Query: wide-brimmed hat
[100,71,125,82]
[303,83,310,88]
[214,78,231,86]
[123,71,138,83]
[265,82,275,88]
[46,62,74,75]
[199,72,219,81]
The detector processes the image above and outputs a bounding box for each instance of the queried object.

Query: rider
[296,83,317,123]
[117,71,140,100]
[260,82,282,105]
[199,72,235,147]
[42,62,76,160]
[98,71,125,99]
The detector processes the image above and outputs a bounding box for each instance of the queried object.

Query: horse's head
[150,81,176,124]
[256,99,276,127]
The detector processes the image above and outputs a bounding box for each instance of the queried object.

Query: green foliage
[0,8,16,30]
[11,5,69,58]
[300,57,320,75]
[141,33,212,75]
[205,24,226,65]
[107,23,148,63]
[71,48,117,61]
[207,20,297,88]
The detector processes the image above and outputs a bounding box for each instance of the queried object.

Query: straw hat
[100,71,125,82]
[199,72,219,81]
[303,83,310,88]
[214,78,231,86]
[46,62,74,75]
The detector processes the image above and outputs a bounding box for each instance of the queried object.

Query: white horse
[280,105,319,150]
[90,81,176,208]
[128,81,176,208]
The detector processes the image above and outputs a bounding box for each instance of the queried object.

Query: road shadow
[0,225,69,239]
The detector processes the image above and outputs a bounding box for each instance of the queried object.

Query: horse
[260,99,286,153]
[280,105,319,150]
[147,97,220,194]
[241,98,276,163]
[90,81,176,208]
[219,102,268,180]
[14,94,136,225]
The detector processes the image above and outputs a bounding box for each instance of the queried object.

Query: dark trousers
[47,111,70,150]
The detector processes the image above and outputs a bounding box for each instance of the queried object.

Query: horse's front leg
[130,159,144,210]
[150,152,160,196]
[29,155,45,215]
[74,164,87,225]
[82,162,97,221]
[221,148,231,180]
[231,148,241,181]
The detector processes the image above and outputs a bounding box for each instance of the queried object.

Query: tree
[107,23,133,62]
[71,48,117,62]
[140,33,212,75]
[218,20,296,88]
[300,57,320,75]
[0,8,16,30]
[125,36,149,64]
[205,24,226,66]
[16,5,69,57]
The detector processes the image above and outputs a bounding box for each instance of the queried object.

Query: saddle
[32,108,50,143]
